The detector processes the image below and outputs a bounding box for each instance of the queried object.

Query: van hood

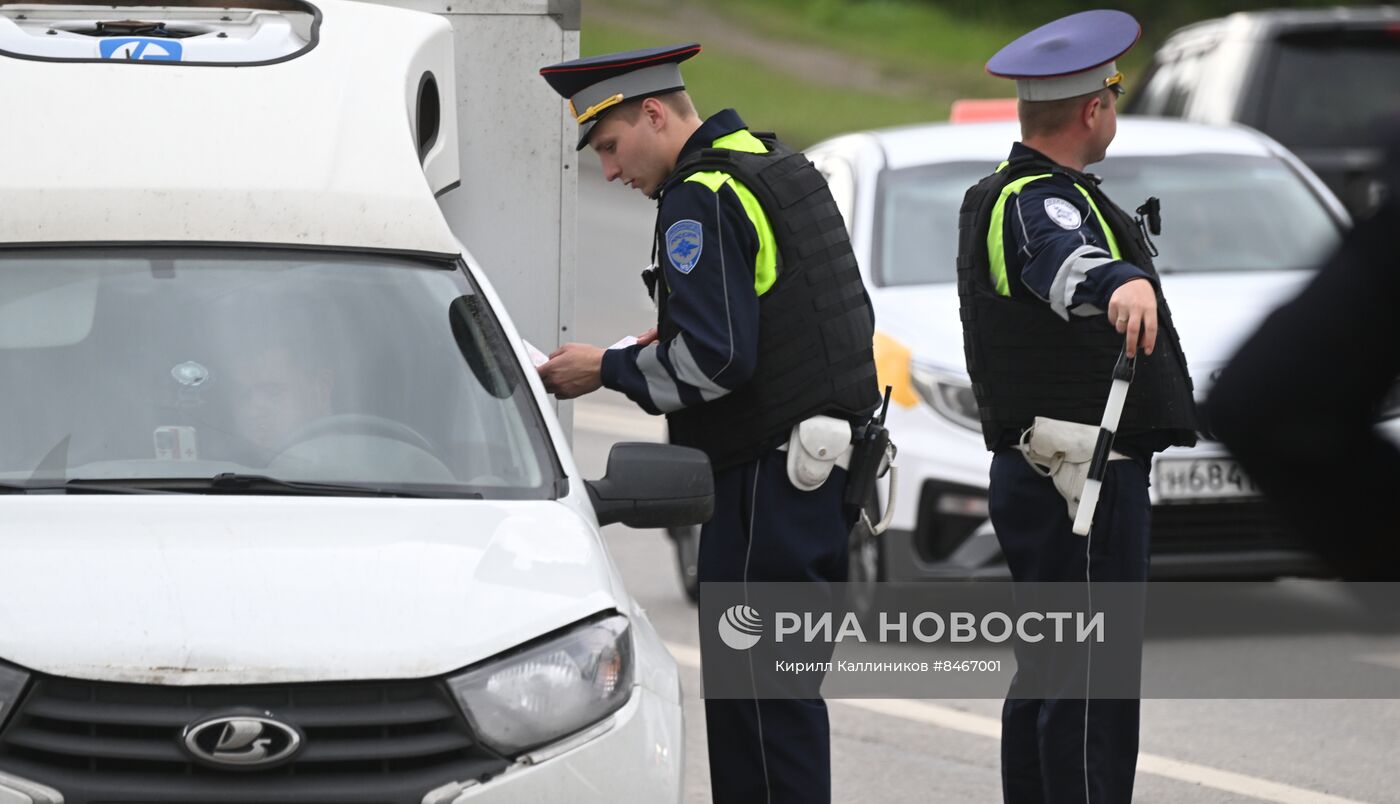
[0,496,617,685]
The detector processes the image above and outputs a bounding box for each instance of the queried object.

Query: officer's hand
[1107,278,1157,357]
[539,343,605,399]
[636,327,659,346]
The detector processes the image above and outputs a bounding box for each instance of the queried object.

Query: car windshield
[1262,29,1400,151]
[874,153,1343,286]
[0,247,558,497]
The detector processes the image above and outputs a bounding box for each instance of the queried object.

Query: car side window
[1134,41,1214,119]
[1160,51,1203,117]
[1129,58,1173,115]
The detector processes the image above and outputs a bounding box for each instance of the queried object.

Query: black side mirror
[586,443,714,528]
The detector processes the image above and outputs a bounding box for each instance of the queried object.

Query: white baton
[1072,346,1136,536]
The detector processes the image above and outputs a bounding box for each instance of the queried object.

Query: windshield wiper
[0,475,480,498]
[64,473,466,499]
[212,473,474,498]
[0,481,174,494]
[212,473,444,497]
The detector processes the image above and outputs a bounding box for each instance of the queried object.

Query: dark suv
[1127,7,1400,216]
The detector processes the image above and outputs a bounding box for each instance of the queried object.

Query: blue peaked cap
[987,10,1140,101]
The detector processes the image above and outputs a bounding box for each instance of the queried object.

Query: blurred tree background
[931,0,1349,36]
[581,0,1366,146]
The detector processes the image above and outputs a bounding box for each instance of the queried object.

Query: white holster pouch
[781,415,853,491]
[1018,416,1128,522]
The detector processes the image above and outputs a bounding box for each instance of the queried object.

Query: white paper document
[522,340,550,368]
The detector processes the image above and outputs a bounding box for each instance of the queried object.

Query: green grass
[713,0,1155,89]
[582,24,947,148]
[697,0,1020,78]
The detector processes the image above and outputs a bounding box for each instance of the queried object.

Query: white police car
[0,1,699,801]
[806,117,1396,596]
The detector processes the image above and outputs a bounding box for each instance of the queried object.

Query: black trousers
[989,449,1150,804]
[697,450,851,804]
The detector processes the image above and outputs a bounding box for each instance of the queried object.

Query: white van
[0,1,704,801]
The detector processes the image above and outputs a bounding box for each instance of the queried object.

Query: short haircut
[1018,88,1112,139]
[607,90,698,124]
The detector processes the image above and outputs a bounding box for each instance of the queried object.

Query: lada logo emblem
[182,714,303,769]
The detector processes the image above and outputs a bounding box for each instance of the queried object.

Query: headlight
[910,364,982,433]
[0,661,30,731]
[446,614,633,755]
[872,332,920,409]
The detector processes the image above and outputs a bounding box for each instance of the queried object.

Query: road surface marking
[664,641,1368,804]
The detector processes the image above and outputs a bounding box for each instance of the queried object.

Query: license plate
[1153,457,1262,501]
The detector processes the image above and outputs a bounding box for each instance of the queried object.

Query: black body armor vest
[955,154,1199,452]
[654,136,880,471]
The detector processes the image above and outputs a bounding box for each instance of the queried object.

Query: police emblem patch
[666,219,703,274]
[1043,197,1083,230]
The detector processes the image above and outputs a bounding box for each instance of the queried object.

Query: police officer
[956,11,1198,803]
[536,45,880,803]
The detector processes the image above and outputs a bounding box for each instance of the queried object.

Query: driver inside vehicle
[228,341,335,458]
[215,328,456,486]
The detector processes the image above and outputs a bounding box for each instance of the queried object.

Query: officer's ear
[1080,93,1104,131]
[640,96,668,132]
[1082,88,1116,131]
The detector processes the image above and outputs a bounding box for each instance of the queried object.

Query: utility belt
[1017,416,1130,525]
[776,407,898,535]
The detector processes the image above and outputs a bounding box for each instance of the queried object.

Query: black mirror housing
[586,443,714,529]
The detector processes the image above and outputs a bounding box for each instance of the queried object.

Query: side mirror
[586,443,714,529]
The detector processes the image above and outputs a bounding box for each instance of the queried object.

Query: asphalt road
[562,161,1400,804]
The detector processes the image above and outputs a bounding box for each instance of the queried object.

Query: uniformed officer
[536,45,880,803]
[956,11,1199,803]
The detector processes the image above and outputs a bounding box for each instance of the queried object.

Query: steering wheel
[276,413,440,457]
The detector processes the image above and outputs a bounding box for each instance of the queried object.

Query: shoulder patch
[666,219,704,274]
[1043,197,1082,230]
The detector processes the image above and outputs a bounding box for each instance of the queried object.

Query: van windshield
[0,247,558,497]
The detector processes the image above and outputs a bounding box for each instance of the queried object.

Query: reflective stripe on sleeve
[636,343,686,413]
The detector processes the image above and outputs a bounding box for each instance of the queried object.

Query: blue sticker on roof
[666,219,703,274]
[100,38,184,62]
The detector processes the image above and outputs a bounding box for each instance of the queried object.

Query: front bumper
[883,438,1330,582]
[0,675,681,804]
